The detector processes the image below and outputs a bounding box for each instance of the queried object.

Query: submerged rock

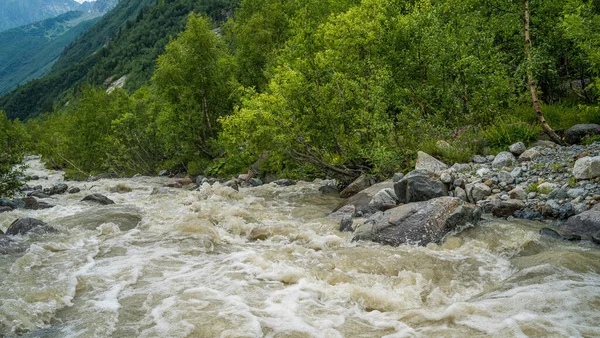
[82,194,115,205]
[356,197,481,246]
[6,218,56,236]
[55,205,142,231]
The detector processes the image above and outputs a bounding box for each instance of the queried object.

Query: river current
[1,157,599,337]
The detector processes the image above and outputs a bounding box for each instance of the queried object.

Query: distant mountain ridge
[0,0,83,32]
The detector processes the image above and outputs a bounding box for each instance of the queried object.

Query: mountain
[0,0,120,96]
[0,0,238,120]
[0,0,83,32]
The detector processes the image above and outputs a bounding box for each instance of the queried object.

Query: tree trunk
[523,0,563,145]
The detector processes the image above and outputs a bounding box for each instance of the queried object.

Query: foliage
[421,125,486,164]
[0,112,28,197]
[481,117,542,153]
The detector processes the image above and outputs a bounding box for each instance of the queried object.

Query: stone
[21,197,40,210]
[6,218,56,236]
[68,187,80,194]
[509,142,526,155]
[0,198,18,209]
[527,192,537,199]
[560,204,600,238]
[358,197,481,246]
[339,215,354,232]
[542,200,560,218]
[368,188,398,212]
[195,175,206,185]
[392,173,404,183]
[548,188,568,200]
[476,168,491,177]
[415,151,448,174]
[472,155,487,163]
[510,167,523,178]
[492,152,516,169]
[329,204,356,220]
[573,156,600,180]
[518,147,542,162]
[340,175,374,199]
[37,201,54,209]
[486,155,496,162]
[0,206,13,213]
[564,124,600,144]
[497,171,514,184]
[334,181,394,216]
[567,188,586,199]
[492,199,524,217]
[455,187,468,201]
[223,180,239,191]
[540,228,562,240]
[530,140,557,148]
[450,163,472,172]
[465,182,491,203]
[440,173,452,184]
[158,170,169,177]
[81,194,115,205]
[272,179,294,186]
[453,179,465,188]
[28,190,50,198]
[436,140,452,150]
[51,183,68,195]
[508,187,527,200]
[394,170,448,204]
[247,178,263,187]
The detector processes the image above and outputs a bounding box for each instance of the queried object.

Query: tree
[0,111,27,196]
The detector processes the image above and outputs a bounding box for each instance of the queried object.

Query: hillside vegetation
[3,0,599,189]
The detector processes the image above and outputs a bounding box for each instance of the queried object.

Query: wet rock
[394,170,448,204]
[560,204,600,238]
[415,151,448,174]
[81,194,115,205]
[514,209,543,220]
[318,180,340,195]
[195,175,206,185]
[360,197,481,246]
[247,178,263,187]
[0,198,18,209]
[22,197,40,210]
[272,179,294,186]
[27,190,50,198]
[334,181,394,216]
[55,205,142,231]
[509,142,526,155]
[573,156,600,180]
[0,206,13,213]
[223,179,239,191]
[518,147,542,162]
[51,183,69,195]
[492,199,524,218]
[465,182,491,203]
[340,175,374,199]
[540,227,562,240]
[564,124,600,144]
[6,218,56,236]
[37,201,54,209]
[492,152,516,169]
[340,215,354,232]
[68,187,80,194]
[368,188,398,212]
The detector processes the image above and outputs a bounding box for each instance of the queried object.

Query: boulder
[492,199,524,218]
[392,173,404,183]
[51,183,69,195]
[394,170,448,204]
[21,197,40,210]
[247,178,263,187]
[573,156,600,180]
[492,151,516,169]
[415,151,448,174]
[27,190,50,198]
[334,181,394,216]
[357,197,481,246]
[560,204,600,238]
[222,180,239,191]
[509,142,526,155]
[368,188,398,212]
[6,218,56,236]
[508,187,527,200]
[81,194,115,205]
[0,198,18,209]
[455,187,468,201]
[68,187,80,194]
[497,171,514,184]
[339,215,354,232]
[564,124,600,144]
[0,206,13,213]
[518,147,542,162]
[472,155,487,163]
[318,180,340,195]
[340,175,374,199]
[55,205,142,232]
[465,183,491,203]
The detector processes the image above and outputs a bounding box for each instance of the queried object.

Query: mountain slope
[0,11,101,95]
[0,0,83,32]
[0,0,238,120]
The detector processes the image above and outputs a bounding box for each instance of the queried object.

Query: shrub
[482,117,541,154]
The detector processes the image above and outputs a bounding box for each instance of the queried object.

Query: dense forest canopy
[2,0,600,193]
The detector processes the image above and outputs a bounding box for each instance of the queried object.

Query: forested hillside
[3,0,599,186]
[0,0,239,120]
[0,11,101,95]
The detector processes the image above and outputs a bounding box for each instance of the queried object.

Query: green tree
[0,111,27,196]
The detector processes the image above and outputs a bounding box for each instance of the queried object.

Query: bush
[421,125,486,164]
[482,117,541,154]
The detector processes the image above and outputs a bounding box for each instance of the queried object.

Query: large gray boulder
[492,152,516,169]
[573,156,600,180]
[368,188,398,212]
[355,197,481,246]
[560,204,600,238]
[564,124,600,144]
[81,194,115,205]
[509,142,526,155]
[333,181,394,216]
[465,183,491,203]
[415,151,448,174]
[340,175,374,199]
[394,170,448,204]
[5,218,56,236]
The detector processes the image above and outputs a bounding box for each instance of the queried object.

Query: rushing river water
[1,157,599,338]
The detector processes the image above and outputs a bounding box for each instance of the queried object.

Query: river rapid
[1,157,599,338]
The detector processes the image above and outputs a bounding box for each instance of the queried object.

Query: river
[1,157,599,337]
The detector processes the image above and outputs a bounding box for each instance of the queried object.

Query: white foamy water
[1,157,599,337]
